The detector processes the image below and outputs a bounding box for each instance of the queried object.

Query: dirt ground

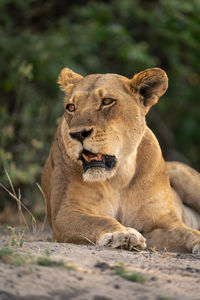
[0,227,200,300]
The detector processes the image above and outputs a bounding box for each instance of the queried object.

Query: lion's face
[59,68,168,182]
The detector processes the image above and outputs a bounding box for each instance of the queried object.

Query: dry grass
[36,182,47,233]
[4,225,26,247]
[80,234,96,246]
[0,169,47,235]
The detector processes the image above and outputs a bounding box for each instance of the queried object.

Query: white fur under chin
[83,167,116,182]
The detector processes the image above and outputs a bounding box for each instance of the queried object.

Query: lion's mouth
[80,149,116,172]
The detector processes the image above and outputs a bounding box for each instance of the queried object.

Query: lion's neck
[111,148,138,188]
[110,127,164,189]
[110,128,147,188]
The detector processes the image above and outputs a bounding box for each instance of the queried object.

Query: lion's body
[42,68,200,253]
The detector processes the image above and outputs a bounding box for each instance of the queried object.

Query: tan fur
[42,67,200,253]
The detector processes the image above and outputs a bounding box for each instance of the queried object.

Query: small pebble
[151,276,157,281]
[114,284,120,289]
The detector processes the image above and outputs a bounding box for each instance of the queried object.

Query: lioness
[42,67,200,253]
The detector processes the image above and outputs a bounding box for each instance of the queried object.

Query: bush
[0,0,200,213]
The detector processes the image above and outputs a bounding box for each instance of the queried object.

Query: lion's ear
[130,68,168,109]
[58,68,83,94]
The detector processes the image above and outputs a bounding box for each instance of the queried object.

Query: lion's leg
[146,219,200,253]
[53,207,146,250]
[167,161,200,213]
[171,187,200,230]
[49,166,146,250]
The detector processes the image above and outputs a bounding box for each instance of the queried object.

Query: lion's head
[58,67,168,182]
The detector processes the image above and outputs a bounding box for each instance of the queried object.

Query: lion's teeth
[82,153,91,162]
[82,152,103,162]
[90,157,98,161]
[97,153,102,160]
[90,154,102,161]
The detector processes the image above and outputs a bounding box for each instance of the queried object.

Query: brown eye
[66,103,75,112]
[102,98,115,106]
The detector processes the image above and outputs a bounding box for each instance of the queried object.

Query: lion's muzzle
[80,149,116,173]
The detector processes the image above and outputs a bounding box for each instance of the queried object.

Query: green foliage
[0,248,13,258]
[0,0,200,209]
[4,226,26,247]
[0,247,28,266]
[158,297,175,300]
[37,256,66,268]
[10,253,27,266]
[114,262,147,283]
[0,247,75,269]
[37,256,76,270]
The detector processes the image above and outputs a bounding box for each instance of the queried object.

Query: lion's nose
[70,128,93,144]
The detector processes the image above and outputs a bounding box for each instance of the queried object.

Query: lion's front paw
[97,228,146,251]
[192,243,200,254]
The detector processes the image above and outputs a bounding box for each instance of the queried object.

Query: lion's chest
[117,196,145,231]
[102,188,145,232]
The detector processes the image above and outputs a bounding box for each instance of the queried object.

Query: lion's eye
[102,98,115,106]
[66,103,75,112]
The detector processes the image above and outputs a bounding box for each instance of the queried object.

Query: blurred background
[0,0,200,225]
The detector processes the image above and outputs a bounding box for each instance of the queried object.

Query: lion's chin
[80,149,117,182]
[83,167,116,182]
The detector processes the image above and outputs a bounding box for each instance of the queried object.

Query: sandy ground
[0,228,200,300]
